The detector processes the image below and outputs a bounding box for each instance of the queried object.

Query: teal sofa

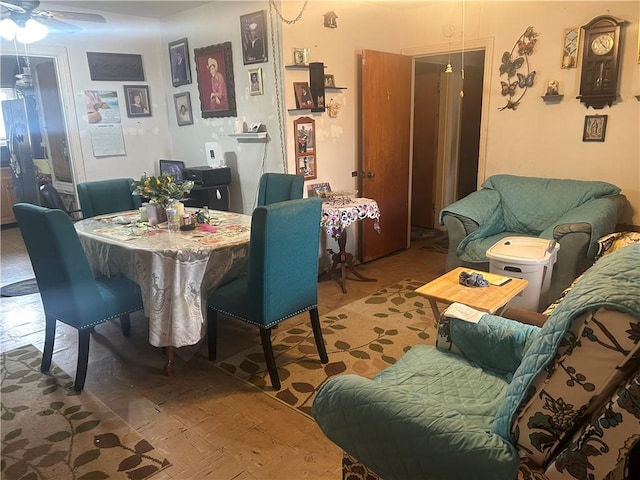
[439,175,626,305]
[312,244,640,480]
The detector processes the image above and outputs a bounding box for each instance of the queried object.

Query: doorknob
[366,172,375,178]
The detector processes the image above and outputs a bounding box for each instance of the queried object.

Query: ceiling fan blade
[33,9,106,23]
[37,16,81,33]
[0,2,28,14]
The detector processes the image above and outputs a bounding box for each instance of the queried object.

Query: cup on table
[166,208,180,233]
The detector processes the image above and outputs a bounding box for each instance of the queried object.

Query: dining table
[74,208,251,374]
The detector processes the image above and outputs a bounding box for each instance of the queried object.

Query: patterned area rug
[1,345,170,480]
[215,279,437,418]
[0,278,39,297]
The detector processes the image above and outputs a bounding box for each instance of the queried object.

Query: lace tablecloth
[320,196,381,238]
[75,210,251,349]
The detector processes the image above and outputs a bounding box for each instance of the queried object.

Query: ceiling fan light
[15,19,49,44]
[0,18,18,41]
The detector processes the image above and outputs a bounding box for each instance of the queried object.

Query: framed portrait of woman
[173,92,194,126]
[123,85,151,118]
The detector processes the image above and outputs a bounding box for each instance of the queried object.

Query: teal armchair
[207,197,328,390]
[313,244,640,480]
[256,172,303,206]
[13,203,143,391]
[77,177,142,218]
[440,175,627,303]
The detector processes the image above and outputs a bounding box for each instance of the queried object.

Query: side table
[415,267,528,323]
[320,196,381,293]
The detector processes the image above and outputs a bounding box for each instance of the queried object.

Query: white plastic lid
[486,237,559,264]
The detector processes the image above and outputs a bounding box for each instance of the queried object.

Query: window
[0,88,17,141]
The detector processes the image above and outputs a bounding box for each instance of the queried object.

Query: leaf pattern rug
[215,278,437,418]
[1,345,170,480]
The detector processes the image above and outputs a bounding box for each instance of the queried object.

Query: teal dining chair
[207,197,328,390]
[13,203,144,391]
[77,177,142,218]
[256,172,304,206]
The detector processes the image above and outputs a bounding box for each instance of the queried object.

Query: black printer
[182,166,231,186]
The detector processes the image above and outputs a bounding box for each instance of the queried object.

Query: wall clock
[577,15,628,109]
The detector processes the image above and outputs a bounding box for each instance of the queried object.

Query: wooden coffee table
[415,267,528,321]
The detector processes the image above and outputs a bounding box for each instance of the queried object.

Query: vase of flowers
[132,173,194,209]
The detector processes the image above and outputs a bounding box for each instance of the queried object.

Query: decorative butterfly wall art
[498,26,538,111]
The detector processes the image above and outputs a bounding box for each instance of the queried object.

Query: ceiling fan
[0,1,106,36]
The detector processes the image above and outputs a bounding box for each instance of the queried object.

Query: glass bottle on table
[202,206,209,224]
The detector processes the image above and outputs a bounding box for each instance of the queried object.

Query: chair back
[246,197,322,326]
[256,173,303,206]
[13,203,106,328]
[39,184,72,214]
[77,178,141,218]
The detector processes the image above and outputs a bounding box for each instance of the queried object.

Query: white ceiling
[46,1,211,19]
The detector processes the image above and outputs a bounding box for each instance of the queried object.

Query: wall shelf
[228,132,267,139]
[285,64,327,70]
[326,87,347,91]
[541,94,564,104]
[288,108,326,114]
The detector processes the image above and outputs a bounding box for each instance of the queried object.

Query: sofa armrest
[436,315,540,375]
[502,307,548,328]
[439,189,502,228]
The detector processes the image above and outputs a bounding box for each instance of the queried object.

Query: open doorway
[0,46,81,218]
[410,49,485,240]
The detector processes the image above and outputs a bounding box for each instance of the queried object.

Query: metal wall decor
[498,26,538,111]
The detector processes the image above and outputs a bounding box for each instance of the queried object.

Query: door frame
[402,38,494,193]
[2,45,85,191]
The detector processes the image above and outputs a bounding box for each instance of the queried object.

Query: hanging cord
[268,2,288,174]
[268,0,309,24]
[460,0,465,97]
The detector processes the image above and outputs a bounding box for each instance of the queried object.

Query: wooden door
[360,49,412,262]
[35,60,73,182]
[411,63,440,228]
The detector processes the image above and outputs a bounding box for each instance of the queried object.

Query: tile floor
[0,224,446,479]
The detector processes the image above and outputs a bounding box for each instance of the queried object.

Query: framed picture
[194,42,237,118]
[294,116,317,180]
[583,115,607,142]
[168,38,191,87]
[324,74,336,88]
[240,10,268,65]
[308,182,331,197]
[87,52,144,81]
[293,81,314,109]
[173,92,194,126]
[248,67,263,95]
[123,85,151,117]
[561,28,580,69]
[292,47,309,66]
[298,155,316,180]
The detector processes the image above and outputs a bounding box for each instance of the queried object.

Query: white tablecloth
[320,196,381,238]
[75,210,251,349]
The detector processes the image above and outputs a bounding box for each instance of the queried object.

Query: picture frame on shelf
[240,10,268,65]
[173,91,194,126]
[324,74,336,88]
[168,38,191,87]
[248,67,263,95]
[582,115,607,142]
[194,42,237,118]
[293,82,314,109]
[123,85,151,117]
[292,47,309,66]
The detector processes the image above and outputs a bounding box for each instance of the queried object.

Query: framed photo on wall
[294,116,317,180]
[248,67,263,95]
[173,92,194,126]
[292,47,309,66]
[123,85,151,117]
[583,115,607,142]
[194,42,237,118]
[240,10,268,65]
[168,37,191,87]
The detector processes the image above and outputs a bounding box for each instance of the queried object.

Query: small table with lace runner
[319,196,381,293]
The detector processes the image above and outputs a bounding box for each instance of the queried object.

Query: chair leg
[120,314,131,337]
[259,328,281,391]
[207,309,218,361]
[309,307,329,364]
[41,315,56,373]
[74,329,91,392]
